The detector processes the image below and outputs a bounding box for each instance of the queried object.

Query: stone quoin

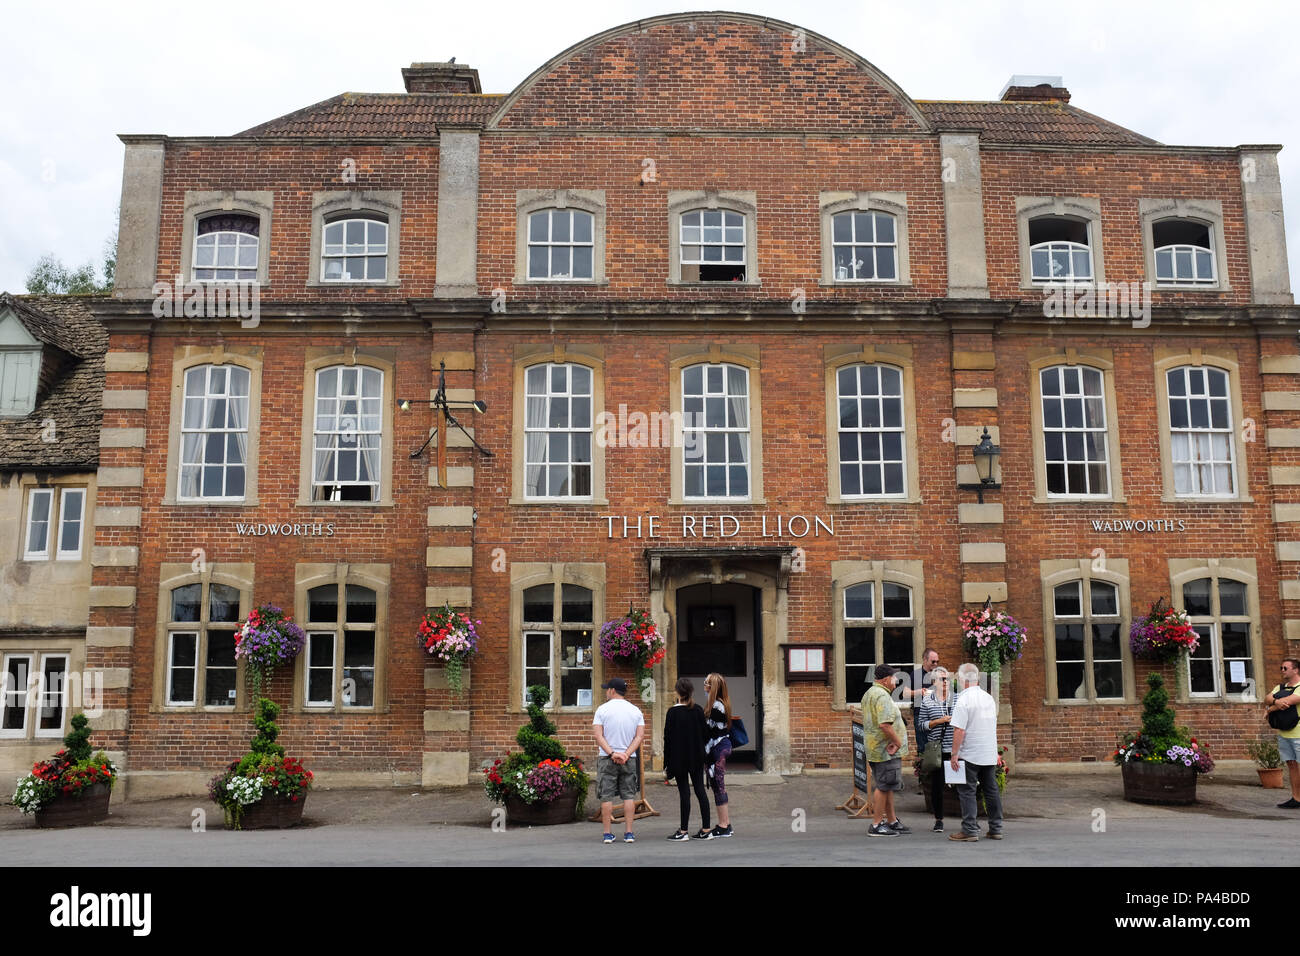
[3,11,1297,797]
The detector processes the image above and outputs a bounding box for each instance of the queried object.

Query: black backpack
[1269,684,1300,731]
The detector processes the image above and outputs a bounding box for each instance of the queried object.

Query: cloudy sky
[2,0,1296,295]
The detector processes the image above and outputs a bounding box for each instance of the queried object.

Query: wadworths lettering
[234,523,336,537]
[1089,519,1187,533]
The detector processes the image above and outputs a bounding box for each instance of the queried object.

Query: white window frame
[1051,579,1125,702]
[34,654,70,738]
[1040,365,1110,499]
[526,209,595,281]
[841,581,917,706]
[55,488,85,561]
[312,365,384,503]
[166,631,199,708]
[178,364,251,503]
[1030,236,1093,284]
[523,362,594,500]
[192,214,260,283]
[303,583,378,710]
[522,629,555,709]
[164,581,242,710]
[23,488,54,560]
[304,631,336,708]
[679,209,746,279]
[0,653,34,737]
[682,362,751,500]
[1183,577,1254,700]
[320,216,389,283]
[1154,221,1217,287]
[830,210,899,282]
[835,363,907,499]
[1166,365,1237,498]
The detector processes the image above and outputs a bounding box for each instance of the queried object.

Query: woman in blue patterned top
[917,666,955,833]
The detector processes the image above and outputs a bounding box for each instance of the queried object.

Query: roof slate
[0,295,107,472]
[917,100,1161,147]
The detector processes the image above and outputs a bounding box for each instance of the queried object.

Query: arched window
[527,209,594,280]
[1040,365,1109,497]
[1166,365,1235,496]
[831,211,897,281]
[1153,218,1215,285]
[321,216,388,282]
[836,364,905,497]
[522,581,595,708]
[682,363,749,498]
[312,365,383,502]
[1182,575,1253,698]
[179,364,251,501]
[523,363,593,498]
[1029,216,1092,283]
[679,209,745,282]
[193,214,259,282]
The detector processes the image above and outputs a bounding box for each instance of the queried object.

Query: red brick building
[78,12,1299,795]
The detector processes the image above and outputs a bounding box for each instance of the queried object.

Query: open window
[1153,219,1215,286]
[680,209,746,282]
[1029,217,1092,283]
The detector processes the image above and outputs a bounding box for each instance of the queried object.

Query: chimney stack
[999,74,1070,103]
[402,62,481,94]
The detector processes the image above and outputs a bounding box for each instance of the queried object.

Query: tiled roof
[236,92,502,137]
[235,92,1162,146]
[0,295,107,472]
[918,100,1161,147]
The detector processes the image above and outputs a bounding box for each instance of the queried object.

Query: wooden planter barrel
[1121,761,1197,805]
[504,786,581,826]
[35,781,112,828]
[229,793,307,830]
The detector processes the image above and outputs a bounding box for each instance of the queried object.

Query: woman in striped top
[916,667,955,833]
[703,672,734,838]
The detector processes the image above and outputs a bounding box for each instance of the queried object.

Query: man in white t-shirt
[592,677,646,844]
[947,663,1003,842]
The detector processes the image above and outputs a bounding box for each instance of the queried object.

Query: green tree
[25,217,119,294]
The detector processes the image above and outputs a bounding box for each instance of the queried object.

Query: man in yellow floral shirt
[863,664,910,837]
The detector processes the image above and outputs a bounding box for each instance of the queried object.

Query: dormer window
[1153,219,1215,286]
[193,214,259,282]
[0,309,42,417]
[1029,216,1092,283]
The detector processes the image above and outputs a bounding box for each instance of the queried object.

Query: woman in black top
[662,677,712,840]
[916,667,956,832]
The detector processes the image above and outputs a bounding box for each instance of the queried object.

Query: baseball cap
[601,677,628,694]
[873,664,897,680]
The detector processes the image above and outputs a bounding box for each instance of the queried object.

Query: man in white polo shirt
[593,677,646,844]
[947,663,1003,842]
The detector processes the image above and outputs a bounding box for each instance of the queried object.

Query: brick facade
[79,12,1299,795]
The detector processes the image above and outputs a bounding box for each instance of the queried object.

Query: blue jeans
[956,762,1003,835]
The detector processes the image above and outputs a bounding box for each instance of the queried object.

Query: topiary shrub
[516,685,566,763]
[1140,672,1178,749]
[62,712,93,764]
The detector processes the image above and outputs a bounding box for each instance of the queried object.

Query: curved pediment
[489,12,930,133]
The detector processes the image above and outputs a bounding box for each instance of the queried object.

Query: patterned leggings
[708,741,732,806]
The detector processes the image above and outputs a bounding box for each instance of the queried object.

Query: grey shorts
[1280,735,1300,763]
[870,757,903,792]
[597,755,639,801]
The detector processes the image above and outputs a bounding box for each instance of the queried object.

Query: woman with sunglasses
[916,667,956,832]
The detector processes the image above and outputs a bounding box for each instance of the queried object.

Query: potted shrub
[209,697,313,830]
[598,607,664,698]
[1246,738,1285,788]
[483,684,590,825]
[418,603,481,694]
[10,713,117,827]
[1114,672,1214,805]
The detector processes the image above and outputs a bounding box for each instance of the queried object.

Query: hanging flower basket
[598,608,664,698]
[418,604,481,694]
[236,604,307,697]
[1129,597,1200,662]
[959,605,1028,675]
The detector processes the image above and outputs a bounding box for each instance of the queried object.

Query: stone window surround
[514,189,607,285]
[1152,346,1251,503]
[1026,346,1127,504]
[830,559,925,711]
[508,562,605,714]
[666,190,760,287]
[0,644,83,741]
[1015,196,1106,290]
[179,190,273,287]
[161,345,264,506]
[667,343,765,505]
[307,190,403,288]
[290,563,391,714]
[818,191,911,286]
[1138,198,1230,292]
[151,562,253,712]
[510,344,608,505]
[296,346,397,507]
[1168,558,1261,704]
[823,344,922,504]
[19,478,93,564]
[1040,558,1135,705]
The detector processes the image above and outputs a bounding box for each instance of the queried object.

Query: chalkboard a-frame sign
[836,706,874,818]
